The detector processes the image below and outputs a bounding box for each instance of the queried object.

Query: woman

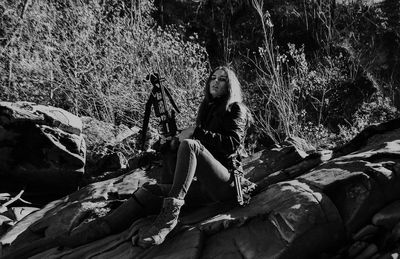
[136,65,253,247]
[3,66,253,258]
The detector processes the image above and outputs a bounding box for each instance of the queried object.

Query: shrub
[336,94,399,145]
[0,0,208,130]
[249,0,394,149]
[249,0,303,144]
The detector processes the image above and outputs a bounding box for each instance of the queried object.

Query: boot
[137,197,184,248]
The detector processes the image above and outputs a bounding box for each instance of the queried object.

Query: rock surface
[0,101,86,202]
[2,117,400,258]
[81,116,139,175]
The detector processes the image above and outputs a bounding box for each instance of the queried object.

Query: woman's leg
[169,139,235,201]
[139,139,235,247]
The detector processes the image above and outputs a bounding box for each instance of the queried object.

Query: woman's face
[209,69,228,98]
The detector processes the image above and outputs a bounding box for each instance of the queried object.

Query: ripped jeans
[152,139,235,205]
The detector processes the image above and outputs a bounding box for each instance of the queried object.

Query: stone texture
[92,151,129,174]
[243,143,308,182]
[0,101,82,135]
[0,101,86,200]
[348,241,369,258]
[354,243,378,259]
[298,124,400,235]
[81,116,142,175]
[3,117,400,258]
[352,224,380,241]
[372,201,400,229]
[0,169,154,247]
[390,221,400,243]
[254,151,330,193]
[81,116,138,149]
[199,180,344,259]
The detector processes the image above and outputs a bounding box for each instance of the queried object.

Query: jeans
[159,139,235,203]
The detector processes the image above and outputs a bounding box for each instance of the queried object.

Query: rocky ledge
[1,103,400,258]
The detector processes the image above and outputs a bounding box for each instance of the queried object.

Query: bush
[248,0,398,149]
[336,94,399,145]
[0,0,208,130]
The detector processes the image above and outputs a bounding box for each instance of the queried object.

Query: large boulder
[243,141,308,182]
[0,169,156,247]
[299,118,400,235]
[0,101,86,201]
[2,117,400,258]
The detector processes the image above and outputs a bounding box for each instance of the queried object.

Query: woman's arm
[192,103,248,155]
[177,127,196,142]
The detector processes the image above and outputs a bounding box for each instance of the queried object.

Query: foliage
[0,0,208,130]
[336,94,400,146]
[248,0,400,149]
[248,0,299,144]
[1,0,399,152]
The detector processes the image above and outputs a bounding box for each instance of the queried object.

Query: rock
[27,218,150,259]
[281,136,316,153]
[0,216,12,226]
[354,243,378,259]
[0,101,86,202]
[25,217,203,259]
[10,207,39,222]
[102,152,128,170]
[391,221,400,243]
[0,193,11,203]
[2,179,345,259]
[352,224,380,241]
[199,180,344,259]
[139,226,203,259]
[243,143,308,182]
[372,201,400,229]
[255,151,330,193]
[0,101,82,135]
[91,152,129,175]
[128,150,160,170]
[378,252,400,259]
[81,116,142,175]
[0,168,154,247]
[3,117,400,258]
[0,215,13,237]
[298,121,400,235]
[332,117,400,158]
[81,116,138,149]
[348,241,369,258]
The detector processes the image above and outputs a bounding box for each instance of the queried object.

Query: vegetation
[1,0,399,151]
[0,0,207,129]
[245,0,400,148]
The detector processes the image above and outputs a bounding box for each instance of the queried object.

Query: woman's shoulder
[228,102,249,114]
[228,102,253,125]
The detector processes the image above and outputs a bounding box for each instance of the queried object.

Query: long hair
[196,66,245,126]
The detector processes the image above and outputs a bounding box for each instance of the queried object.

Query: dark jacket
[192,100,248,169]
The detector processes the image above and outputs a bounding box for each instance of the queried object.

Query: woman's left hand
[177,127,195,142]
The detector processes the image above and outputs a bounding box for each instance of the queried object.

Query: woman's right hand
[177,127,195,142]
[159,135,172,145]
